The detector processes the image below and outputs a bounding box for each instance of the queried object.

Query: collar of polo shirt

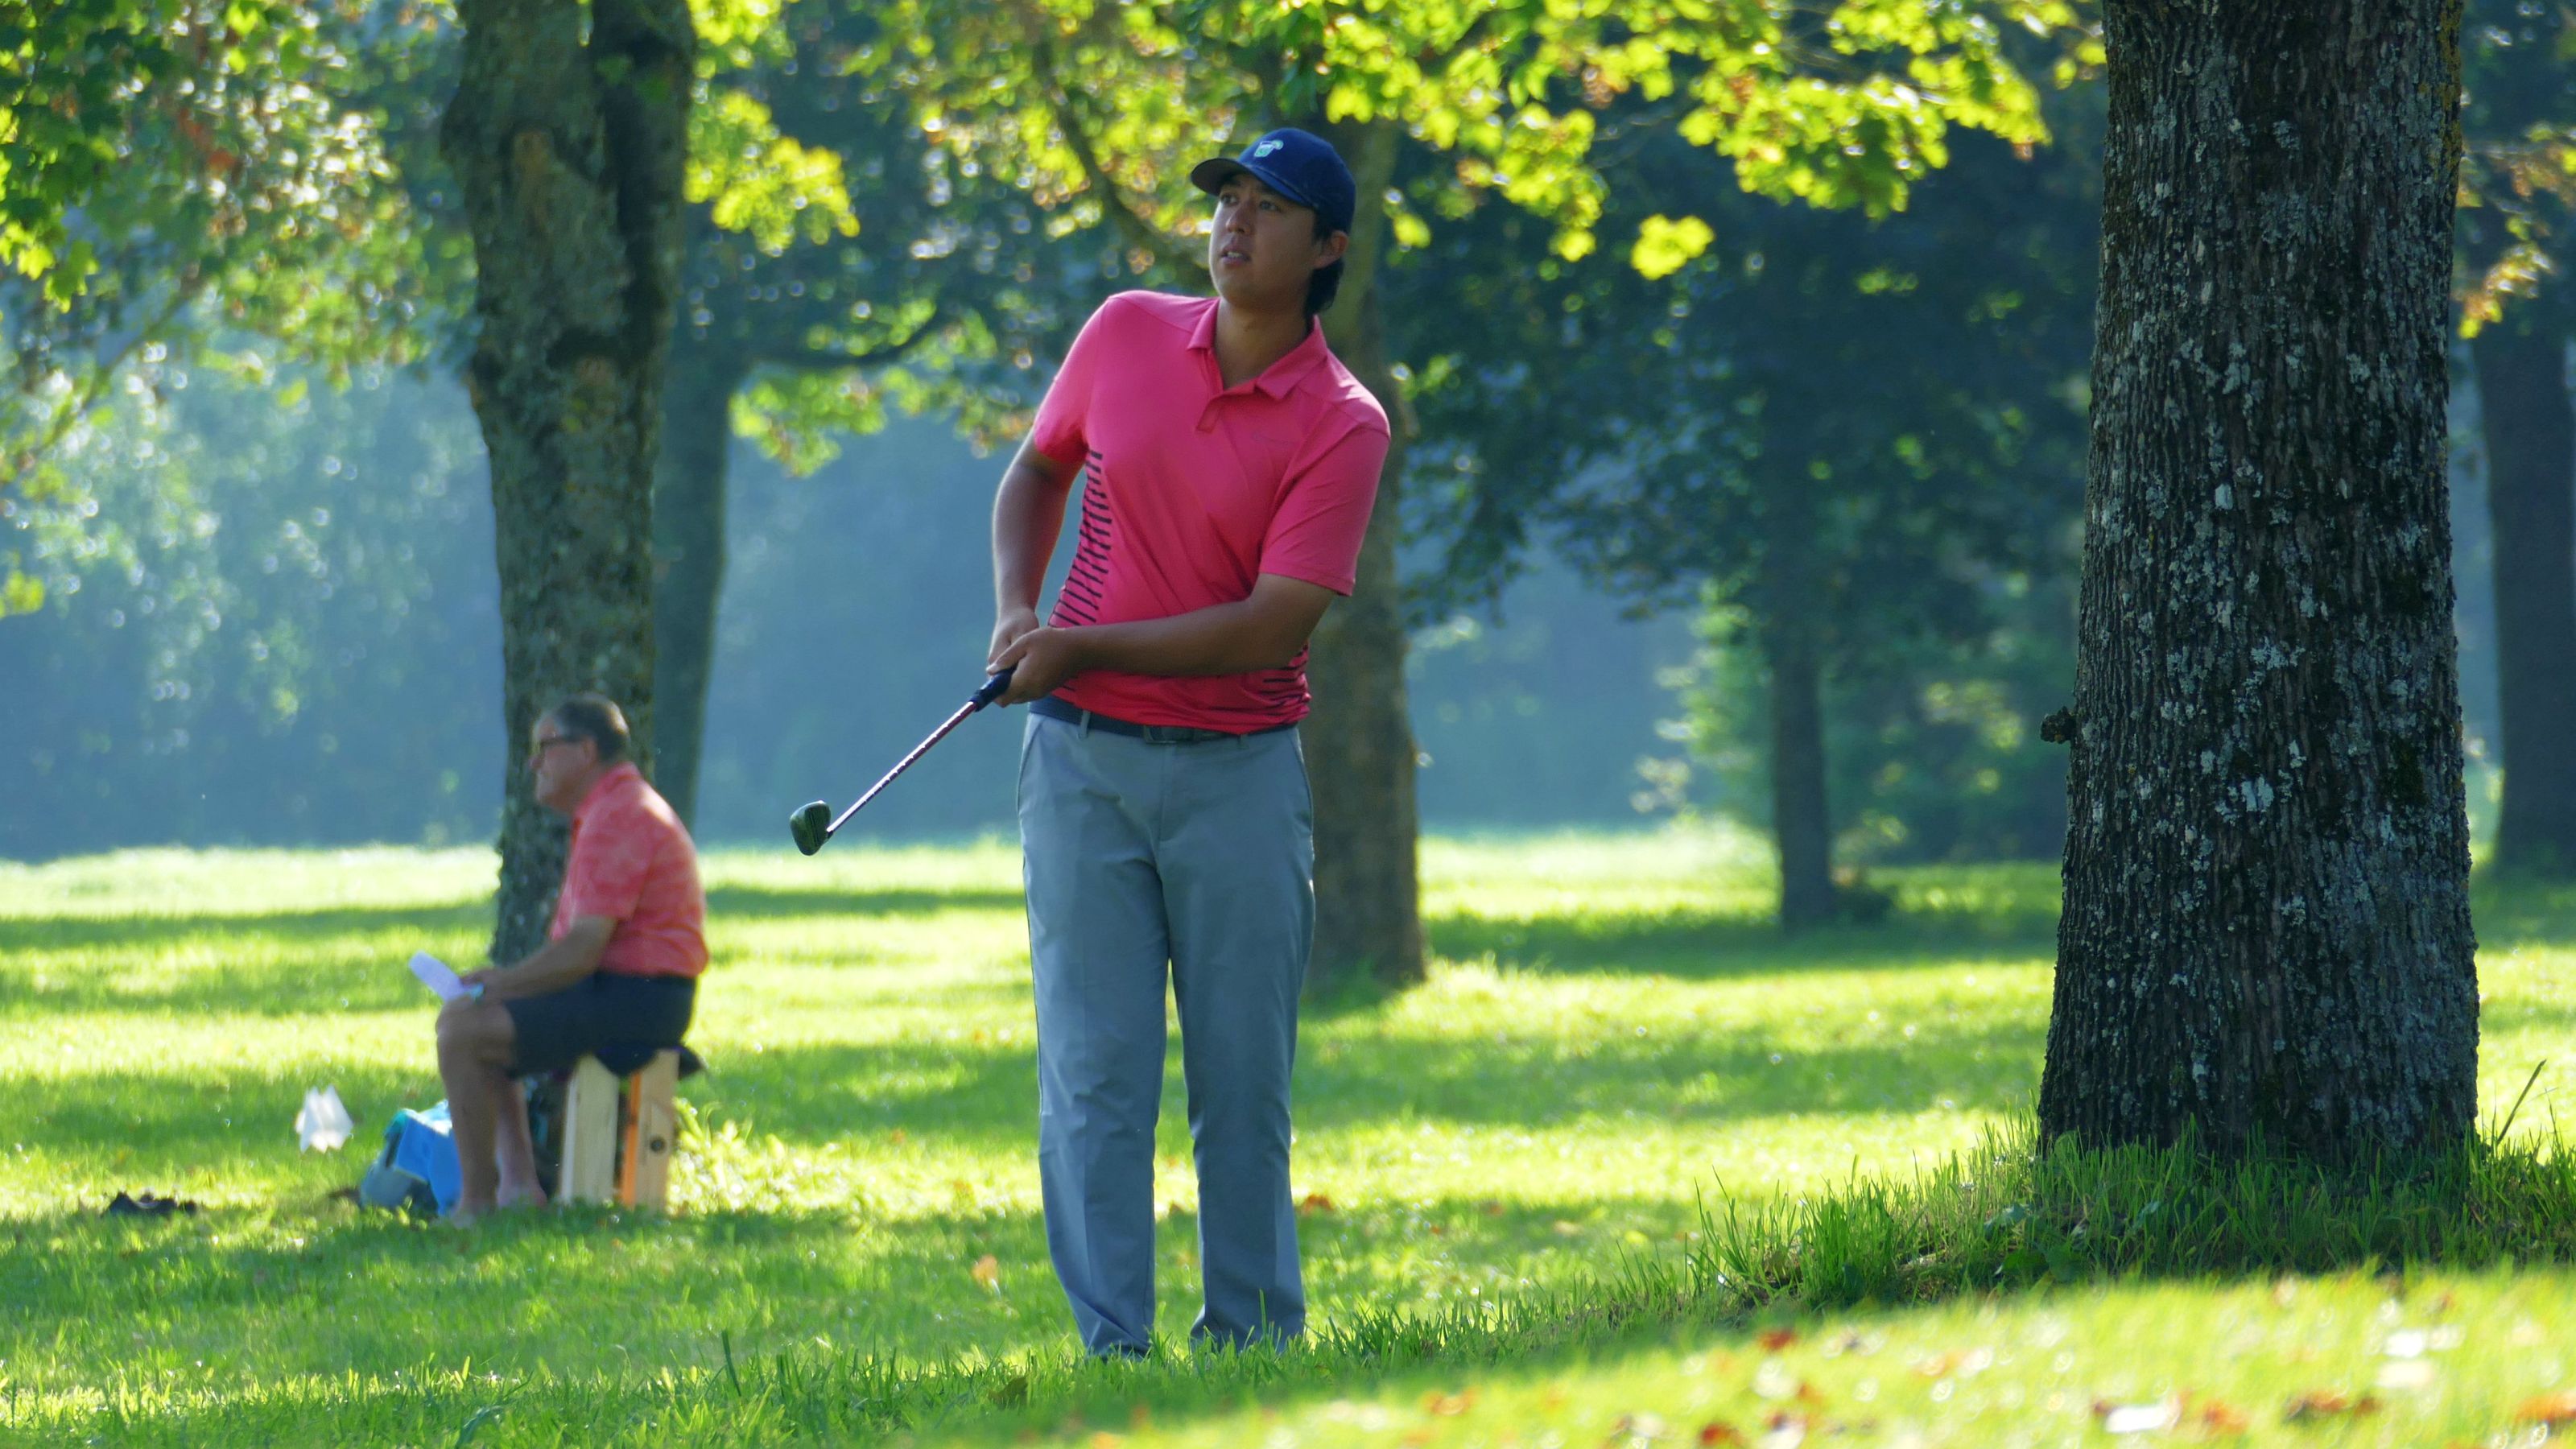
[1187,304,1333,399]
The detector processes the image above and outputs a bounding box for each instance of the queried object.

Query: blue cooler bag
[357,1103,462,1216]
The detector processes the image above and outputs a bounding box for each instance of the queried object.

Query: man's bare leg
[435,998,519,1224]
[493,1085,549,1209]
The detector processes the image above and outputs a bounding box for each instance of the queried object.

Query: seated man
[435,693,707,1224]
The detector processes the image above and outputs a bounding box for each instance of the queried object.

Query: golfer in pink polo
[985,127,1389,1355]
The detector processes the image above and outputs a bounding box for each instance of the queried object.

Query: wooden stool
[560,1050,679,1210]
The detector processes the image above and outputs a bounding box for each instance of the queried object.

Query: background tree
[440,0,696,964]
[1,0,449,613]
[650,0,1090,825]
[2039,0,2477,1157]
[2458,0,2576,874]
[1400,109,2100,927]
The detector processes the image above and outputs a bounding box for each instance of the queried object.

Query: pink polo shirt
[551,762,708,980]
[1028,290,1389,732]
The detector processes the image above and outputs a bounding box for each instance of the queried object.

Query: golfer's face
[527,722,592,813]
[1209,176,1323,301]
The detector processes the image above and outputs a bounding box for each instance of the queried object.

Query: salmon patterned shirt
[550,762,708,980]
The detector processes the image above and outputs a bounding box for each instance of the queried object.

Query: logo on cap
[1253,139,1283,159]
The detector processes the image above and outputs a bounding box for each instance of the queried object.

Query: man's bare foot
[444,1203,491,1228]
[494,1183,550,1212]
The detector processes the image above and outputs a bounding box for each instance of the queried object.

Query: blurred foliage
[0,0,459,614]
[0,354,497,857]
[1392,70,2100,861]
[1643,587,2073,864]
[868,0,2089,279]
[669,0,1099,473]
[2458,0,2576,336]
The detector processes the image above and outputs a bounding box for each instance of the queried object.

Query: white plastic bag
[296,1084,355,1152]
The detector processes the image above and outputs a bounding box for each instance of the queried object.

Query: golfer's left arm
[464,916,614,1002]
[991,573,1335,704]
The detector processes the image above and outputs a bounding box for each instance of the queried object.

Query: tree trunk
[2474,322,2576,872]
[2041,0,2478,1158]
[1764,618,1837,931]
[1306,117,1426,991]
[650,338,749,830]
[442,0,694,965]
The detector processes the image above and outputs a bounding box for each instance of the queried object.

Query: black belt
[1030,696,1297,745]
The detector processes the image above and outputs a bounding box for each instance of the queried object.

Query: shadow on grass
[1423,903,2058,983]
[702,884,1026,919]
[44,1122,2576,1449]
[0,1178,1715,1447]
[0,887,1028,1018]
[0,996,2047,1187]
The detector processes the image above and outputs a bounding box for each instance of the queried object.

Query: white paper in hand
[408,950,469,1003]
[296,1084,354,1152]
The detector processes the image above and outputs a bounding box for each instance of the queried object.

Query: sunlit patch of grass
[5,827,2576,1446]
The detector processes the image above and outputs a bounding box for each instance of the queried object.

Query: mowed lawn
[3,829,2575,1446]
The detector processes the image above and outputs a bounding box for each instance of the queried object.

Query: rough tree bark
[2040,0,2479,1158]
[442,0,694,964]
[650,336,750,829]
[1306,117,1426,990]
[2471,319,2576,872]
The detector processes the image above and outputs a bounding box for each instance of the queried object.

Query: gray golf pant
[1017,709,1313,1355]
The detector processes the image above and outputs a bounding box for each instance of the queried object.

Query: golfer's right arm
[990,442,1076,660]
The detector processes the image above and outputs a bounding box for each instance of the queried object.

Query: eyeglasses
[530,734,584,760]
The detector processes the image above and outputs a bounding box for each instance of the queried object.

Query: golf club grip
[972,666,1015,709]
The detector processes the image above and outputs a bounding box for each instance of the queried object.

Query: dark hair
[548,693,630,764]
[1307,212,1346,320]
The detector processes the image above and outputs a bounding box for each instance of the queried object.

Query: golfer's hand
[990,625,1088,705]
[989,608,1041,669]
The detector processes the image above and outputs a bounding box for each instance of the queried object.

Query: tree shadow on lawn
[551,1011,2046,1156]
[2,1005,2047,1202]
[0,889,1026,1018]
[1424,904,2059,983]
[702,883,1026,919]
[2,1179,1736,1447]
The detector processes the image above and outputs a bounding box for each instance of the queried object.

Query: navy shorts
[505,972,696,1075]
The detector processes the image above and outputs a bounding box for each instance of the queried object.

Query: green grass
[4,829,2576,1445]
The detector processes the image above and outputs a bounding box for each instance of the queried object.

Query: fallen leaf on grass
[1552,1220,1585,1236]
[1697,1426,1745,1446]
[1758,1411,1805,1448]
[2196,1399,2251,1434]
[2281,1390,2379,1422]
[1422,1389,1476,1417]
[2516,1393,2576,1426]
[1757,1327,1798,1352]
[969,1254,1000,1289]
[1298,1193,1335,1215]
[1481,1200,1505,1216]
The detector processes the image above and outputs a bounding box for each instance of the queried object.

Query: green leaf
[1630,214,1714,280]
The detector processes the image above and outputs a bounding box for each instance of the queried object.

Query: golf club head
[789,799,832,856]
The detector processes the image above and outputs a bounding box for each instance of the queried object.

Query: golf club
[790,667,1015,855]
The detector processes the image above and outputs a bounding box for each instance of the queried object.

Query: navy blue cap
[1188,128,1357,235]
